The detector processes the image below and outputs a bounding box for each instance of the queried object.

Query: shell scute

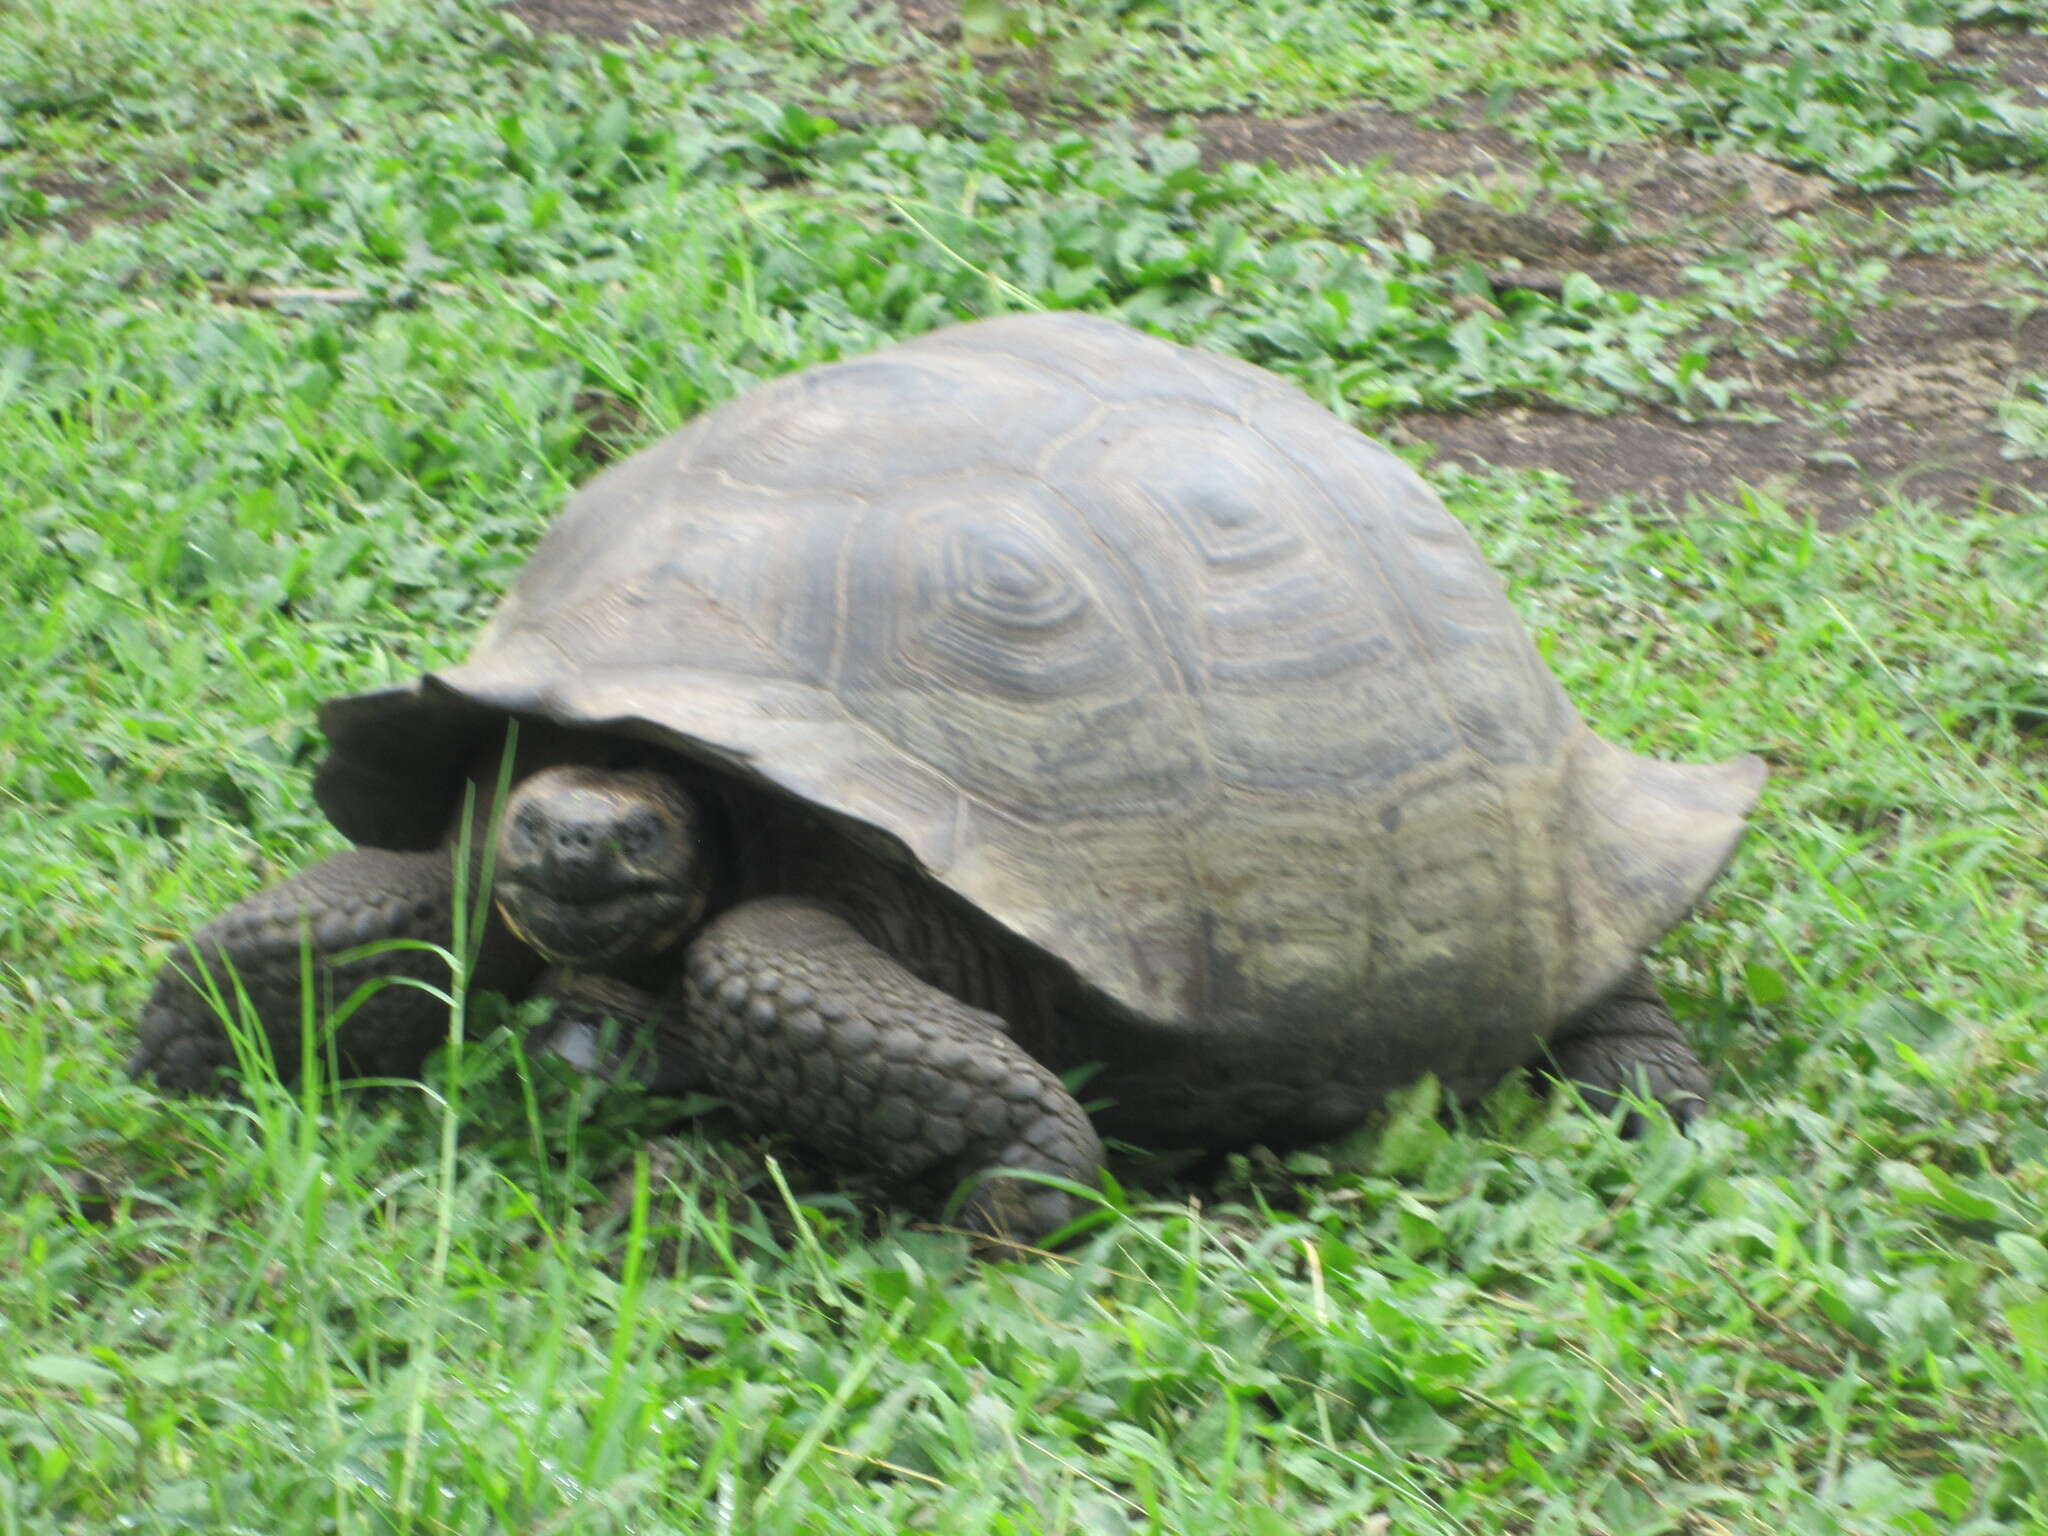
[833,479,1202,823]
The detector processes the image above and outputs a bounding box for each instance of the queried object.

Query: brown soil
[500,0,965,41]
[1956,26,2048,97]
[16,169,185,239]
[1193,108,1835,245]
[502,0,754,40]
[1396,381,2048,531]
[1196,107,1528,180]
[1403,264,2048,526]
[1193,110,2046,522]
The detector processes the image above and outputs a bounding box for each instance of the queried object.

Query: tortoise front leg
[130,847,540,1092]
[682,897,1103,1247]
[1541,962,1711,1134]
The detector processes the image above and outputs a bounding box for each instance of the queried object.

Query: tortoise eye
[619,810,663,859]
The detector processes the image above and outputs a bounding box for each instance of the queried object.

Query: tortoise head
[493,765,713,968]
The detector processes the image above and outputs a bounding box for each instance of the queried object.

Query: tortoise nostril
[551,823,609,875]
[535,816,616,896]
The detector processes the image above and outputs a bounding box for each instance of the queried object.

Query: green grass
[3,0,2047,1531]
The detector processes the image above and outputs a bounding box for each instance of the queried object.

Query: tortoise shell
[316,313,1762,1096]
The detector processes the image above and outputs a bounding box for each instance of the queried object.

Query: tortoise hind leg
[130,847,539,1092]
[682,897,1103,1248]
[1541,963,1710,1135]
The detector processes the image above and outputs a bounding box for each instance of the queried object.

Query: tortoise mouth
[494,877,700,966]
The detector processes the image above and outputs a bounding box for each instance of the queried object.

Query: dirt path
[1193,103,2048,524]
[506,0,754,38]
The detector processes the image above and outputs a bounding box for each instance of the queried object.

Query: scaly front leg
[682,897,1103,1247]
[130,847,540,1091]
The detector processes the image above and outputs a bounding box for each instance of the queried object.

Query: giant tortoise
[131,313,1765,1243]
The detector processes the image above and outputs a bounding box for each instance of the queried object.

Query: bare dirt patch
[502,0,754,41]
[499,0,954,42]
[15,167,186,238]
[1195,109,1840,301]
[1956,26,2048,98]
[1397,263,2048,524]
[1194,108,1528,179]
[1195,108,1832,242]
[1400,394,2047,528]
[1194,111,2045,521]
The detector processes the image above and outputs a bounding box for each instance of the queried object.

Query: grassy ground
[3,0,2046,1531]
